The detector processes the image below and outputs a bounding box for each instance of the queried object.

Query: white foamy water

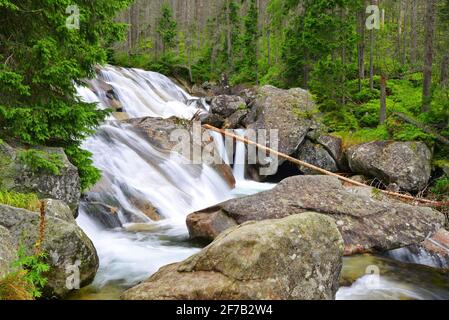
[337,274,449,300]
[76,65,231,288]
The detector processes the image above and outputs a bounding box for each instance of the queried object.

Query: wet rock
[191,84,210,97]
[386,229,449,269]
[347,141,432,192]
[199,113,225,128]
[296,139,338,174]
[210,95,247,118]
[0,202,99,298]
[122,213,344,300]
[81,201,122,229]
[112,112,129,121]
[125,117,236,188]
[187,208,238,241]
[0,143,81,212]
[187,175,445,255]
[225,109,248,129]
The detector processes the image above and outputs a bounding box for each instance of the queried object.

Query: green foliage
[322,109,359,132]
[11,246,50,299]
[232,0,260,84]
[281,0,361,88]
[18,150,64,176]
[157,2,178,54]
[0,0,131,190]
[333,126,389,149]
[431,177,449,197]
[112,52,152,69]
[388,122,435,145]
[0,190,40,211]
[65,145,101,191]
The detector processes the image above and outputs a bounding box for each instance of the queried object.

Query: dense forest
[108,0,449,197]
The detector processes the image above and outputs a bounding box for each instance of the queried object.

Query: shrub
[431,177,449,198]
[11,246,49,299]
[18,150,64,176]
[65,145,102,192]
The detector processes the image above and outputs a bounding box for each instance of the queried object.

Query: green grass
[0,271,34,300]
[0,190,40,211]
[333,126,389,149]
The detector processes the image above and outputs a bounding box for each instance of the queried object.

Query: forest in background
[0,0,448,197]
[113,0,449,197]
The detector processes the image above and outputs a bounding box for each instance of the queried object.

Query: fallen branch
[203,124,449,208]
[393,112,449,148]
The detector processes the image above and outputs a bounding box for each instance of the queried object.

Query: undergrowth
[0,190,40,211]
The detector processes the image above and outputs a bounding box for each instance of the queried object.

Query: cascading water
[73,65,449,300]
[75,65,232,291]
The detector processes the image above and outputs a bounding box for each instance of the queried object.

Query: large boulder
[0,143,81,211]
[187,175,445,255]
[122,213,344,300]
[210,95,247,118]
[245,86,316,160]
[347,141,432,192]
[0,201,99,298]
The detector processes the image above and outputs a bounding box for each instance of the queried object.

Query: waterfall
[75,65,232,288]
[385,247,448,269]
[233,129,247,181]
[91,65,208,119]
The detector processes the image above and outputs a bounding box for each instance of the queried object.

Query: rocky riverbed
[1,65,448,300]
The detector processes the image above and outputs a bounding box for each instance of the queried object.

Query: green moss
[237,103,248,111]
[371,188,383,200]
[333,126,389,149]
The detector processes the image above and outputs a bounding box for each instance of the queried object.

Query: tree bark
[441,53,449,88]
[357,6,366,92]
[226,0,232,70]
[422,0,437,113]
[410,0,418,66]
[380,74,387,124]
[369,29,375,90]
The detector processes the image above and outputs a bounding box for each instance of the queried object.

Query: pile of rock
[0,143,98,298]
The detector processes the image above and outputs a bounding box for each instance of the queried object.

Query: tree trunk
[422,0,436,113]
[441,53,449,88]
[357,6,366,92]
[380,74,387,124]
[369,29,375,90]
[410,0,418,66]
[226,0,232,70]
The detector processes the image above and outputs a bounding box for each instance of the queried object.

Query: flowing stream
[72,65,449,300]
